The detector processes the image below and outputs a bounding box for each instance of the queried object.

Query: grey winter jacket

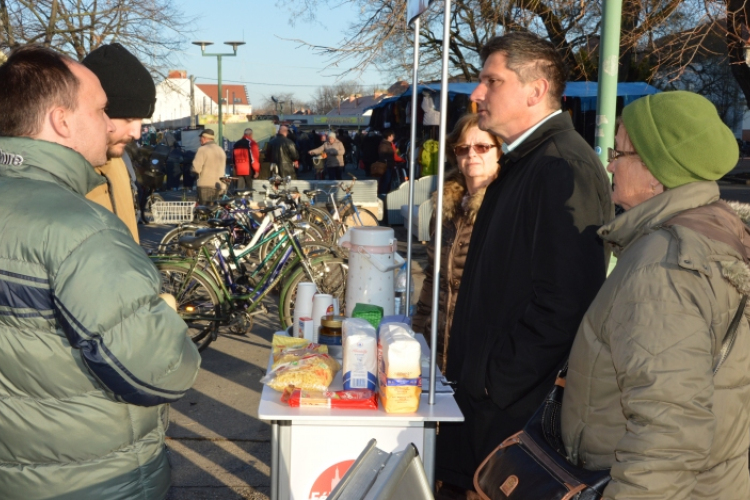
[0,137,201,499]
[561,182,750,499]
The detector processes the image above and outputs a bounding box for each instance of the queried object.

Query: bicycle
[153,207,346,351]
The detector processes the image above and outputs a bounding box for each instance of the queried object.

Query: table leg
[423,422,437,490]
[271,421,279,500]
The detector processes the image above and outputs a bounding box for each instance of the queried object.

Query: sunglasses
[607,147,639,163]
[454,143,497,156]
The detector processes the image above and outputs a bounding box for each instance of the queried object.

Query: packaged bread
[261,353,340,392]
[378,323,421,413]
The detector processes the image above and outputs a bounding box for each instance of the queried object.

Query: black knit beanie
[82,43,156,119]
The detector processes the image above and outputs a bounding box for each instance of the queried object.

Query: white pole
[429,0,451,408]
[405,18,420,324]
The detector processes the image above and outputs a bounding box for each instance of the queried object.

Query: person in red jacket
[233,128,260,189]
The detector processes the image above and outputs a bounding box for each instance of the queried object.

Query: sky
[172,1,394,108]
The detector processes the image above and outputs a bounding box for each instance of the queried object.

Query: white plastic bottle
[394,264,415,316]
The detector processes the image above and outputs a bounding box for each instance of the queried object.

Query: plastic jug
[339,227,405,317]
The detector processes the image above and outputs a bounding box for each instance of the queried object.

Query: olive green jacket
[561,182,750,499]
[0,137,201,499]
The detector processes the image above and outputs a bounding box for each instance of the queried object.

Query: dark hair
[446,113,503,167]
[0,46,80,137]
[382,128,394,138]
[480,32,567,107]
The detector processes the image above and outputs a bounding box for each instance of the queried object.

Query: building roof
[196,84,249,105]
[325,94,391,116]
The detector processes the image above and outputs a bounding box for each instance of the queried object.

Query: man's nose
[470,84,485,103]
[105,115,116,134]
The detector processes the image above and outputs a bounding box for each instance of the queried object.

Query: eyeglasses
[454,143,497,156]
[607,147,639,163]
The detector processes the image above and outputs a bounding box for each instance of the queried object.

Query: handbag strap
[557,294,747,380]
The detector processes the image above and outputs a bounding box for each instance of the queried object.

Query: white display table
[258,334,464,500]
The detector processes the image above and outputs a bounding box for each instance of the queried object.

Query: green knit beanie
[621,91,738,189]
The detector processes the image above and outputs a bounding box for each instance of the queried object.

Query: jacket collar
[0,136,105,195]
[501,111,575,166]
[598,181,720,253]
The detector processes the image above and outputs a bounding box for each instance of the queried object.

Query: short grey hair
[244,128,253,135]
[328,131,336,139]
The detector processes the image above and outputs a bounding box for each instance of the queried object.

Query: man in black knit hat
[83,43,157,242]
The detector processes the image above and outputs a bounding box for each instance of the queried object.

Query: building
[148,70,252,129]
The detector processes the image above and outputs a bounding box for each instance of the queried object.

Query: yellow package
[271,334,310,353]
[378,324,422,413]
[261,353,341,392]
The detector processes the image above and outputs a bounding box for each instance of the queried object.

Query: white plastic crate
[151,201,195,224]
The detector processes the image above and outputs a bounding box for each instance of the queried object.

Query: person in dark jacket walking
[435,32,614,494]
[267,124,299,178]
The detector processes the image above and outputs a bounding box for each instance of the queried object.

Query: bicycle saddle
[178,228,228,250]
[206,218,236,228]
[303,189,325,197]
[193,205,215,217]
[236,190,255,196]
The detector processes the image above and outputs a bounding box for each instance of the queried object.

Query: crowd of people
[0,29,749,500]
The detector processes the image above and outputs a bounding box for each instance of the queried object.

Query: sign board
[289,423,424,500]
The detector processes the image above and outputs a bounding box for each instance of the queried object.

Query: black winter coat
[268,134,299,177]
[436,112,614,489]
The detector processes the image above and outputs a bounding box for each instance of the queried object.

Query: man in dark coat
[267,124,299,179]
[436,32,614,493]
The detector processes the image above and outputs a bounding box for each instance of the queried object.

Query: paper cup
[293,282,317,337]
[312,294,334,343]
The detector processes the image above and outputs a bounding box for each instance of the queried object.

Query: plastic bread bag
[281,387,378,409]
[272,343,328,369]
[271,334,310,353]
[378,322,421,413]
[261,352,341,392]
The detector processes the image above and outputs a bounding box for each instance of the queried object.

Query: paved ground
[138,175,427,499]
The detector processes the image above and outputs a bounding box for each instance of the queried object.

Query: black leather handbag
[473,295,748,500]
[473,367,609,500]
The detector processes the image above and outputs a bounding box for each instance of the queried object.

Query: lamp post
[192,40,245,146]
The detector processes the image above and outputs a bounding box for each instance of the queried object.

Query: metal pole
[594,0,623,167]
[430,0,452,409]
[217,55,223,146]
[405,17,420,325]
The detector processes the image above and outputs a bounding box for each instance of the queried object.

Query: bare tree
[255,93,305,115]
[0,0,192,74]
[310,81,367,113]
[279,0,749,97]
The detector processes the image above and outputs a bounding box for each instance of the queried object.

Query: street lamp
[192,40,245,146]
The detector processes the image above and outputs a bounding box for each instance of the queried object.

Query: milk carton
[378,323,421,413]
[342,319,378,391]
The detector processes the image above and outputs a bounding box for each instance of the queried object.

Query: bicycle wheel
[158,264,221,352]
[304,206,336,243]
[157,224,206,255]
[279,257,348,327]
[343,207,379,227]
[142,193,164,224]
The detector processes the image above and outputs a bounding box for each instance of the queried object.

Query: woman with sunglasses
[413,113,502,375]
[561,91,750,499]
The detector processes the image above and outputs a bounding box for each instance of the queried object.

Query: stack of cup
[311,294,335,343]
[293,282,317,338]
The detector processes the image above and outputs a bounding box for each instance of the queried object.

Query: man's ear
[527,78,550,107]
[49,107,72,139]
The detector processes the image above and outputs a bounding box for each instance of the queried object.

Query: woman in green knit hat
[559,90,750,499]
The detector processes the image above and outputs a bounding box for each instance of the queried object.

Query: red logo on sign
[308,460,355,499]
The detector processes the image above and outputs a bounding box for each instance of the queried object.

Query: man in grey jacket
[0,46,200,500]
[192,128,227,204]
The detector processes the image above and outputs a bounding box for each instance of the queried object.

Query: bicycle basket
[151,201,195,224]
